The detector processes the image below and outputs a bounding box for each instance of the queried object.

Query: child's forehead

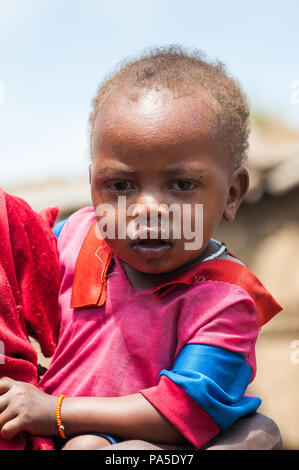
[90,87,230,174]
[93,86,218,147]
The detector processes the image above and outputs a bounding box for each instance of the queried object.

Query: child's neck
[121,239,219,290]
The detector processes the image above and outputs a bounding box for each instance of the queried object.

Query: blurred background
[0,0,298,449]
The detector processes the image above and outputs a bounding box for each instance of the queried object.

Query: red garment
[0,188,60,450]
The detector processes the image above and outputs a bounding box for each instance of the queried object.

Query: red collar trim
[71,221,282,326]
[70,221,112,309]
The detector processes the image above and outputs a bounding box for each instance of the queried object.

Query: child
[0,46,282,450]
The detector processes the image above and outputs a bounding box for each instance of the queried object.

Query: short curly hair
[89,45,250,168]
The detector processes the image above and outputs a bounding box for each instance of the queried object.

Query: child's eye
[105,180,134,192]
[169,180,197,191]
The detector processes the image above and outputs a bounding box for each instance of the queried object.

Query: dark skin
[90,87,248,289]
[0,87,249,449]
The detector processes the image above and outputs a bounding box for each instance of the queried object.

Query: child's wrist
[56,394,67,438]
[54,396,87,436]
[56,396,108,436]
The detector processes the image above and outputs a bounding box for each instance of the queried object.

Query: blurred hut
[3,117,299,449]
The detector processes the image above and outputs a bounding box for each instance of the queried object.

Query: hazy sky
[1,0,299,185]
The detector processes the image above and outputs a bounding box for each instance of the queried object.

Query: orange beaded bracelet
[56,394,66,439]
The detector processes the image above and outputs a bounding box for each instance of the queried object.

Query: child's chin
[126,254,185,276]
[109,241,189,274]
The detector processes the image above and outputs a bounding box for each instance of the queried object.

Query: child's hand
[0,377,57,439]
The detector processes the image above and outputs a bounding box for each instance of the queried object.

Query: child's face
[90,87,248,274]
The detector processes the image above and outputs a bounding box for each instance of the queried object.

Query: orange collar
[70,221,282,326]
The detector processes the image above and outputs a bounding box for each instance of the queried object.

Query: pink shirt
[38,206,283,448]
[39,207,260,398]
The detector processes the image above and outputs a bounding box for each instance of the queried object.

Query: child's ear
[223,166,249,222]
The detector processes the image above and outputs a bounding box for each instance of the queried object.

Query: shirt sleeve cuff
[140,375,220,449]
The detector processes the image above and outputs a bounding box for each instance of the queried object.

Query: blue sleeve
[53,219,67,238]
[160,344,261,431]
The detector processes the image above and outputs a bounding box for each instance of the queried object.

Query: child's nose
[131,194,168,222]
[137,195,160,213]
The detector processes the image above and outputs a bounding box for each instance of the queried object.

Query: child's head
[88,46,250,274]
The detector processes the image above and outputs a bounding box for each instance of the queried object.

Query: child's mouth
[131,239,173,258]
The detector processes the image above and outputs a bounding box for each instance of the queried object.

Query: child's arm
[0,378,187,444]
[60,394,187,444]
